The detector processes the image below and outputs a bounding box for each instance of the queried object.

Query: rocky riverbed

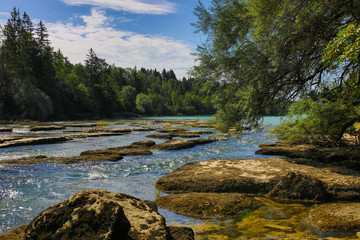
[1,118,360,239]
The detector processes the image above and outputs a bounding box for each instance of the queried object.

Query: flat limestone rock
[155,192,262,219]
[146,134,173,139]
[0,154,125,166]
[29,125,66,131]
[309,203,360,232]
[0,127,12,132]
[2,190,194,240]
[0,136,70,148]
[63,123,98,128]
[153,138,216,151]
[154,139,196,150]
[1,140,155,166]
[70,131,128,138]
[155,158,360,201]
[256,142,359,163]
[0,136,23,143]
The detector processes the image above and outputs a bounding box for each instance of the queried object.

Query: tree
[136,93,154,115]
[192,0,360,140]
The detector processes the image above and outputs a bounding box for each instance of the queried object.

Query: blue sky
[0,0,206,78]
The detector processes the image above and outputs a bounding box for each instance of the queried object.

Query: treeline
[0,8,215,120]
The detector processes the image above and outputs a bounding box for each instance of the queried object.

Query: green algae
[187,198,358,240]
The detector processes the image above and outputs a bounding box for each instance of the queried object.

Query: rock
[256,141,359,163]
[309,203,360,232]
[0,127,12,132]
[109,128,132,133]
[192,138,216,145]
[169,133,200,138]
[263,224,294,233]
[1,141,154,166]
[23,190,131,240]
[155,158,360,201]
[0,136,70,148]
[146,134,173,139]
[131,128,156,132]
[63,123,98,128]
[155,193,262,219]
[0,154,125,166]
[266,172,331,201]
[154,139,196,150]
[130,140,156,148]
[153,138,215,151]
[357,232,360,238]
[4,190,194,240]
[70,131,129,138]
[29,125,66,131]
[166,226,194,240]
[0,136,23,143]
[0,225,27,240]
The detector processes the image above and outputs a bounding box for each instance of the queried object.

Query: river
[2,116,332,239]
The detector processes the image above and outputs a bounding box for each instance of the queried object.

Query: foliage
[271,98,360,144]
[192,0,360,142]
[0,9,216,120]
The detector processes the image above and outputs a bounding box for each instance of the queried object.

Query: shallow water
[0,118,355,239]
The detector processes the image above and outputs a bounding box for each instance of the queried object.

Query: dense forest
[0,8,216,120]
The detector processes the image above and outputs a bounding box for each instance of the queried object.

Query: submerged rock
[155,193,262,219]
[2,190,194,240]
[309,203,360,232]
[156,158,360,201]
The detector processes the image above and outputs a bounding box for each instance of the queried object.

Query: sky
[0,0,206,79]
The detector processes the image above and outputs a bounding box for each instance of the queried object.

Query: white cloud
[61,0,176,15]
[0,12,9,25]
[47,8,194,78]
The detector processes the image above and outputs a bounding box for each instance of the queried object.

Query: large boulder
[155,158,360,201]
[155,193,262,219]
[17,190,194,240]
[23,190,131,240]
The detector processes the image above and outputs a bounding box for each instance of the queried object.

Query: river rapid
[2,116,339,239]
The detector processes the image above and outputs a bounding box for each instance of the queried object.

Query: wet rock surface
[146,134,173,139]
[0,127,12,132]
[0,136,70,148]
[309,203,360,232]
[2,190,194,240]
[63,123,98,128]
[155,193,262,219]
[156,158,360,201]
[256,142,360,170]
[29,125,66,131]
[153,138,216,150]
[266,172,331,201]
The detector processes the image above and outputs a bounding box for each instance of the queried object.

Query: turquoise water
[0,118,279,236]
[144,115,283,125]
